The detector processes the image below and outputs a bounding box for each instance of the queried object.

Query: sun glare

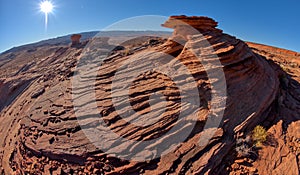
[40,1,54,31]
[40,1,53,14]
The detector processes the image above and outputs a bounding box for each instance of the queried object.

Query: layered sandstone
[162,15,218,31]
[0,16,299,175]
[162,15,222,40]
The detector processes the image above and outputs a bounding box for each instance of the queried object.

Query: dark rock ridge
[0,16,299,174]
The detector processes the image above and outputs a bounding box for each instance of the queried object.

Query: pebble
[231,163,239,170]
[235,159,245,164]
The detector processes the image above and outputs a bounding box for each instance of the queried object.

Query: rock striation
[89,15,280,174]
[162,15,222,39]
[162,15,218,31]
[0,16,299,175]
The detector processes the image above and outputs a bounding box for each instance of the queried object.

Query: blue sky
[0,0,299,52]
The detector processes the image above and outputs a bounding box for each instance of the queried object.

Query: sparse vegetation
[252,125,267,147]
[235,142,253,157]
[235,125,269,158]
[235,136,256,157]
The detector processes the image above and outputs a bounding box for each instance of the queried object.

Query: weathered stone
[31,88,45,98]
[162,15,222,39]
[71,34,82,46]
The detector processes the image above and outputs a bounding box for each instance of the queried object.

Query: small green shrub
[252,125,267,147]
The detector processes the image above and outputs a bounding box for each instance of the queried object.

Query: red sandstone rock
[252,121,299,174]
[71,34,82,46]
[162,15,222,39]
[0,16,299,175]
[162,15,218,30]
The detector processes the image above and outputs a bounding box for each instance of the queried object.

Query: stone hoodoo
[70,34,82,46]
[162,15,222,39]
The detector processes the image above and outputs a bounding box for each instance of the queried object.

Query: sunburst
[40,1,54,31]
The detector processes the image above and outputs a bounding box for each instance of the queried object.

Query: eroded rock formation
[162,15,221,39]
[71,34,82,47]
[0,16,299,175]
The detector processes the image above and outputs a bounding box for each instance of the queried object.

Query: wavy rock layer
[0,16,299,175]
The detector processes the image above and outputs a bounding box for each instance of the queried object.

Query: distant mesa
[70,34,82,47]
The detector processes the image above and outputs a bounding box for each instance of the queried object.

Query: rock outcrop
[162,15,221,39]
[0,16,299,175]
[162,15,218,30]
[71,34,82,46]
[251,120,299,175]
[87,15,280,174]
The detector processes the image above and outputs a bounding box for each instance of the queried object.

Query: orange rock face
[71,34,82,46]
[162,15,222,39]
[250,121,299,175]
[162,15,218,30]
[0,16,299,174]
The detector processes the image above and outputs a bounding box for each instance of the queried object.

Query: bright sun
[40,1,53,14]
[40,1,54,31]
